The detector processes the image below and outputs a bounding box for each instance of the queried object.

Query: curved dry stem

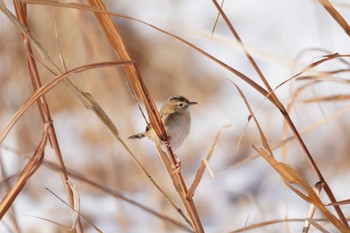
[0,127,48,219]
[318,0,350,37]
[0,61,133,143]
[230,80,349,232]
[275,53,350,91]
[212,1,349,227]
[253,146,348,232]
[229,217,337,233]
[43,160,192,232]
[84,0,204,231]
[187,124,231,199]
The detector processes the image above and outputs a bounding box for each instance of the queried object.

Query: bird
[128,95,197,150]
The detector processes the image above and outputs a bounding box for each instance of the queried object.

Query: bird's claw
[171,156,181,174]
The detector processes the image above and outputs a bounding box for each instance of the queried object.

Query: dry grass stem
[0,61,132,143]
[221,102,350,176]
[0,127,47,219]
[187,124,231,199]
[303,182,323,233]
[86,0,203,231]
[253,146,348,232]
[4,0,197,228]
[275,53,350,91]
[66,180,80,230]
[43,160,192,232]
[230,217,338,233]
[230,82,273,154]
[1,0,350,232]
[303,218,330,233]
[44,187,103,232]
[304,94,350,103]
[211,0,224,36]
[318,0,350,37]
[212,1,349,227]
[230,71,348,231]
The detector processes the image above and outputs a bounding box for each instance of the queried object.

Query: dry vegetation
[1,0,350,232]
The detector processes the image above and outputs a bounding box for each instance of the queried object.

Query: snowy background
[1,0,350,232]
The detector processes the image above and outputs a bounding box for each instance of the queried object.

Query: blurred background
[1,0,350,232]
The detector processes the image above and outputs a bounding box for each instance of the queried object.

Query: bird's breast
[164,112,191,149]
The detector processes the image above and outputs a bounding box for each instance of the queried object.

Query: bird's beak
[189,101,197,105]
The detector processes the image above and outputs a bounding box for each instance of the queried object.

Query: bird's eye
[178,103,184,108]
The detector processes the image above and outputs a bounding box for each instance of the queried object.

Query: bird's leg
[169,136,181,173]
[160,135,171,148]
[162,136,181,173]
[160,135,171,149]
[171,154,181,174]
[163,140,170,148]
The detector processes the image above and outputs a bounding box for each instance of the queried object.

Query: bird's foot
[171,155,181,174]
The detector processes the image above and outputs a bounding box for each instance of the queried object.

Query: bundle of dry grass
[1,0,350,232]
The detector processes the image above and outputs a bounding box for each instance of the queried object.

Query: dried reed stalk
[318,0,350,37]
[86,0,204,232]
[42,160,193,232]
[212,0,349,230]
[0,126,47,219]
[0,1,84,232]
[2,0,193,229]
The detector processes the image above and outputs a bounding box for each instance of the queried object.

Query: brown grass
[1,0,350,232]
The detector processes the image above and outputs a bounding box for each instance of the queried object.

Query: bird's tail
[128,133,145,139]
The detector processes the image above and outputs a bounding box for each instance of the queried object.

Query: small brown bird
[129,95,197,150]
